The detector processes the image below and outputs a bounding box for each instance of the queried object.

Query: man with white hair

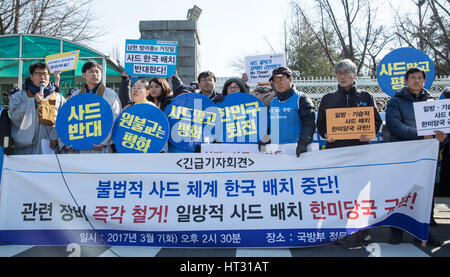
[317,59,382,149]
[316,59,382,245]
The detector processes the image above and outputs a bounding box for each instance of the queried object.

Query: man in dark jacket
[268,66,316,157]
[386,67,444,246]
[437,87,450,196]
[317,59,382,149]
[197,71,224,104]
[386,70,434,142]
[317,59,381,245]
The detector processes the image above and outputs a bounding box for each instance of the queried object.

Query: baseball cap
[269,66,292,81]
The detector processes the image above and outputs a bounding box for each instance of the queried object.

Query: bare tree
[288,0,389,76]
[0,0,107,42]
[285,3,337,77]
[393,0,449,75]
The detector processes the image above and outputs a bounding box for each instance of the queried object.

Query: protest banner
[112,104,169,154]
[45,51,80,73]
[264,143,319,155]
[201,143,259,154]
[377,47,435,97]
[164,93,218,152]
[56,93,113,150]
[124,39,177,78]
[216,93,267,144]
[0,139,438,247]
[245,54,286,83]
[414,99,450,136]
[325,107,376,140]
[201,143,319,155]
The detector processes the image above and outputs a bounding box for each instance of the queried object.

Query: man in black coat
[437,87,450,196]
[386,67,445,246]
[317,59,382,149]
[197,71,224,104]
[316,59,382,245]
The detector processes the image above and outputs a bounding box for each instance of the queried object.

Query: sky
[87,0,292,77]
[85,0,413,78]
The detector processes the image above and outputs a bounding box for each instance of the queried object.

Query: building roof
[0,34,122,88]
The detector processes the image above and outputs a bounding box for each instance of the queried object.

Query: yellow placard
[326,106,376,140]
[45,50,80,73]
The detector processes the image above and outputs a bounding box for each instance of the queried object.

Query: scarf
[79,83,105,97]
[276,86,295,102]
[24,78,56,98]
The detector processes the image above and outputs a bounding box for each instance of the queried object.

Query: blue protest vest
[269,90,302,144]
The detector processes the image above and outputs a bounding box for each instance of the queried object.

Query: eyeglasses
[132,85,147,90]
[32,71,49,77]
[228,86,240,90]
[336,70,353,77]
[407,76,425,81]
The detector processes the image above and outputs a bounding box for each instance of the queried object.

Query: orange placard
[326,107,376,140]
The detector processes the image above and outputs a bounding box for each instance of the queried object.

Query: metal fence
[216,76,450,112]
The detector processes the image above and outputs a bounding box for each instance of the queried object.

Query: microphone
[39,83,45,94]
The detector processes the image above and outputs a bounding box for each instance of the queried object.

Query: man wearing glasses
[385,67,444,246]
[9,62,65,154]
[317,59,382,149]
[316,59,382,245]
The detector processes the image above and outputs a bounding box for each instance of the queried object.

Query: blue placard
[377,47,435,97]
[56,93,113,150]
[216,93,267,143]
[124,39,177,78]
[164,93,218,152]
[112,104,169,153]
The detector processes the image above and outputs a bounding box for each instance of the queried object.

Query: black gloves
[2,146,13,156]
[257,140,270,152]
[296,142,307,157]
[257,134,271,152]
[194,144,201,153]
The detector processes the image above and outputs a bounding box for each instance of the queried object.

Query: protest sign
[216,93,267,144]
[164,93,218,152]
[414,99,450,136]
[56,93,113,150]
[377,47,435,97]
[124,39,177,77]
[245,54,286,83]
[112,104,169,153]
[45,51,80,73]
[326,107,376,140]
[0,139,438,247]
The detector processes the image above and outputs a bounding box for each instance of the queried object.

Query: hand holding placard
[325,107,376,140]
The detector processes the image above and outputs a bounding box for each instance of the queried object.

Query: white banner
[414,99,450,136]
[0,140,438,247]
